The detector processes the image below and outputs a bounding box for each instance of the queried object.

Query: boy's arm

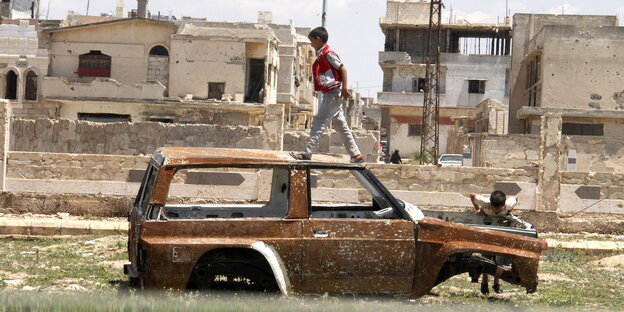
[339,65,352,99]
[506,196,519,213]
[470,193,482,214]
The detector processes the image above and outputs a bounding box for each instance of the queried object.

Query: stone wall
[5,150,624,221]
[8,152,150,181]
[560,171,624,215]
[469,133,540,168]
[284,129,380,162]
[10,118,271,155]
[468,132,624,173]
[567,136,624,174]
[5,150,537,211]
[313,164,538,211]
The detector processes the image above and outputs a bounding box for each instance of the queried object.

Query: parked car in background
[438,154,463,166]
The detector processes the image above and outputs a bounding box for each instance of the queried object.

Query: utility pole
[322,0,328,27]
[420,0,443,165]
[86,0,90,16]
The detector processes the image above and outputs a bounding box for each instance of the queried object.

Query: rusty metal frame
[126,147,547,297]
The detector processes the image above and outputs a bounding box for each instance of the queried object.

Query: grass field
[0,234,622,311]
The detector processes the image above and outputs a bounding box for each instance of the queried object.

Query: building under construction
[378,0,511,159]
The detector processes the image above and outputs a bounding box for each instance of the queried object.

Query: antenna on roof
[322,0,327,27]
[449,4,453,24]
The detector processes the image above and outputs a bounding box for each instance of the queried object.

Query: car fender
[411,218,546,297]
[251,241,293,296]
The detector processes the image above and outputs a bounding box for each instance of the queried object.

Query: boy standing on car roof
[290,27,363,163]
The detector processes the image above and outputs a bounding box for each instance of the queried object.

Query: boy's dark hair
[490,191,506,208]
[308,27,329,43]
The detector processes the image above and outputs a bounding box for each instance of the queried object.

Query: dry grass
[0,235,622,310]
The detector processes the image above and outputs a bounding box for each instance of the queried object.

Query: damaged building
[0,1,379,160]
[378,0,511,158]
[0,3,319,128]
[509,14,624,138]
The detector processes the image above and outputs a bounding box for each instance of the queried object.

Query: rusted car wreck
[125,147,547,297]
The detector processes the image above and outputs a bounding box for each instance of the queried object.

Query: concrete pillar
[0,1,10,18]
[535,113,564,212]
[137,0,148,18]
[264,104,285,151]
[0,100,10,191]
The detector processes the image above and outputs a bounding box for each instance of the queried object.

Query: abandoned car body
[125,148,547,297]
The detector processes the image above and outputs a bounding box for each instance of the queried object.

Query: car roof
[154,147,363,168]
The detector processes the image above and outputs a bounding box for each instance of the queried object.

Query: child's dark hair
[308,27,329,43]
[490,191,506,208]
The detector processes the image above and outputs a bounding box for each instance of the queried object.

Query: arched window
[149,45,169,56]
[24,70,38,101]
[5,70,17,100]
[147,45,170,91]
[77,50,111,77]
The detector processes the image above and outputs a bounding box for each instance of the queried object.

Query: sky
[39,0,624,99]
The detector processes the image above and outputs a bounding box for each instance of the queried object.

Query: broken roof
[174,23,279,43]
[43,18,177,33]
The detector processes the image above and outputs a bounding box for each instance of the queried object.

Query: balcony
[379,51,413,66]
[377,91,447,107]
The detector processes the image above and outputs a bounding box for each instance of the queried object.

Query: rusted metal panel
[157,147,356,168]
[287,168,308,219]
[411,218,547,297]
[138,219,303,291]
[300,219,415,294]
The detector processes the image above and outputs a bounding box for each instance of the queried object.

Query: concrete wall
[52,99,266,125]
[8,152,150,181]
[168,39,247,100]
[539,25,624,111]
[567,136,624,174]
[41,77,165,101]
[48,20,177,84]
[442,54,510,108]
[0,20,45,57]
[508,14,618,133]
[0,20,48,104]
[284,129,380,162]
[468,131,624,173]
[10,118,272,155]
[3,150,538,212]
[469,133,540,169]
[380,0,429,25]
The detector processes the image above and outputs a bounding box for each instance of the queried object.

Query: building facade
[509,14,624,138]
[378,0,511,158]
[0,7,317,128]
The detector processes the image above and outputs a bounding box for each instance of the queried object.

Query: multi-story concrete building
[509,14,624,138]
[378,0,511,158]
